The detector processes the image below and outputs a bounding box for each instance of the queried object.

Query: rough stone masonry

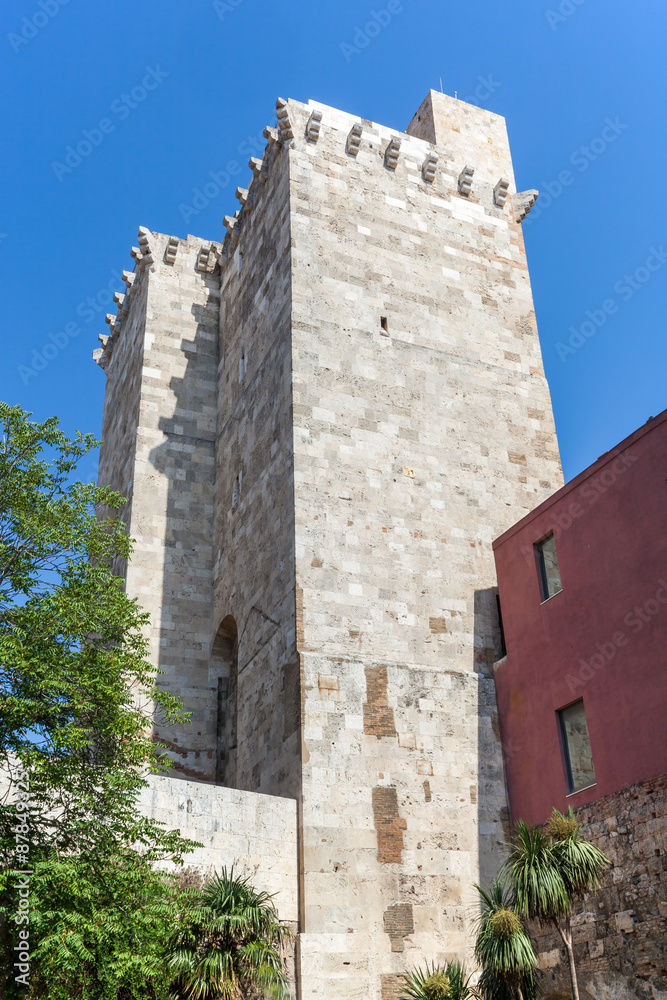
[94,90,562,999]
[531,775,667,1000]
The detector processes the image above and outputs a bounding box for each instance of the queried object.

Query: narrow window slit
[535,532,562,601]
[212,616,238,786]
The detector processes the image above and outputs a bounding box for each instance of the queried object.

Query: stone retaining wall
[533,774,667,1000]
[140,774,299,925]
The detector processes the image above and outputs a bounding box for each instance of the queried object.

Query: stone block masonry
[531,774,667,1000]
[289,92,561,995]
[97,231,222,781]
[140,775,299,924]
[94,90,563,998]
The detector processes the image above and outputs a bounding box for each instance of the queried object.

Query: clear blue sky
[1,0,665,482]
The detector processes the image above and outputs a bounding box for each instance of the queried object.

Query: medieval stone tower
[95,91,562,998]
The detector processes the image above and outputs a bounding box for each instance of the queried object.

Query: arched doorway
[210,615,238,786]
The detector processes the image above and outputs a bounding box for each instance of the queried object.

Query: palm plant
[503,810,610,1000]
[400,959,479,1000]
[168,867,292,999]
[473,879,539,1000]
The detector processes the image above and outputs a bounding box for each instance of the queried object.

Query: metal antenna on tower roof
[440,77,444,93]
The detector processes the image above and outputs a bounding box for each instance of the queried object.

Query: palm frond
[472,880,538,1000]
[551,832,611,900]
[167,866,292,1000]
[502,821,569,922]
[400,960,479,1000]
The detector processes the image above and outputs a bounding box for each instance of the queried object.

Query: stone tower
[95,91,562,999]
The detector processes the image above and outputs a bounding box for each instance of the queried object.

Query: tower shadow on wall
[473,587,511,895]
[146,277,302,801]
[148,289,220,784]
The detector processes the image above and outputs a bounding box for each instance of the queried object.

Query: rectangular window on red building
[535,532,563,601]
[558,700,596,794]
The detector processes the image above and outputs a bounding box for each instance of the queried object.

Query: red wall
[493,410,667,827]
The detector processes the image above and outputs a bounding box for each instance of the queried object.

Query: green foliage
[168,867,292,999]
[0,404,199,997]
[13,851,182,1000]
[548,810,610,902]
[0,403,191,860]
[504,814,610,925]
[400,960,479,1000]
[501,811,611,1000]
[503,821,569,924]
[473,880,539,1000]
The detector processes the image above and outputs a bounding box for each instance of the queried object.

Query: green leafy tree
[400,960,479,1000]
[0,403,198,997]
[23,853,182,1000]
[473,879,539,1000]
[168,867,292,999]
[504,810,610,1000]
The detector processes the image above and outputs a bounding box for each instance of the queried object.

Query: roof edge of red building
[493,407,667,551]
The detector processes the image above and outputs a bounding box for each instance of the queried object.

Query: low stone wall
[140,774,299,925]
[532,774,667,1000]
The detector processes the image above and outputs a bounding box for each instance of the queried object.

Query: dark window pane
[536,533,562,600]
[559,701,596,793]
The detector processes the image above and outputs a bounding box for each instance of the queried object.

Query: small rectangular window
[558,700,596,794]
[380,316,389,335]
[535,532,562,601]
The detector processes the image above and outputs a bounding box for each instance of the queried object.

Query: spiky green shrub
[473,880,539,1000]
[168,867,292,999]
[400,960,479,1000]
[504,813,610,1000]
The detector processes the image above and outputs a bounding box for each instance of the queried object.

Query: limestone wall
[212,136,301,799]
[532,774,667,1000]
[97,233,221,781]
[140,774,299,925]
[280,92,561,997]
[97,247,148,573]
[287,93,561,671]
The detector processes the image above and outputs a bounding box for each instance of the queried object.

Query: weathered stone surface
[289,94,560,992]
[532,774,667,1000]
[140,774,298,923]
[97,233,221,781]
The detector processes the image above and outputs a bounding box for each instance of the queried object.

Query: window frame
[557,699,597,796]
[534,531,563,603]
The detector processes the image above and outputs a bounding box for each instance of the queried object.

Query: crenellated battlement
[93,88,543,378]
[92,229,222,372]
[210,93,539,274]
[93,90,540,374]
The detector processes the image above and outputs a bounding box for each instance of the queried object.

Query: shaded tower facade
[95,91,562,998]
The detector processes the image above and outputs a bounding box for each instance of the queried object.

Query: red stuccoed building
[492,408,667,994]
